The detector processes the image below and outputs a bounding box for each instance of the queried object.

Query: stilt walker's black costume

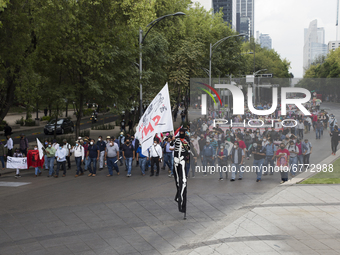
[171,129,190,216]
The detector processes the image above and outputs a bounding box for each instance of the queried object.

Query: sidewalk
[183,185,340,255]
[179,155,340,255]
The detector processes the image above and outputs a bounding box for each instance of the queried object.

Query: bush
[25,119,36,126]
[43,136,76,146]
[15,117,24,126]
[0,120,7,131]
[41,116,51,122]
[91,123,115,130]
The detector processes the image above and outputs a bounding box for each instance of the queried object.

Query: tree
[0,0,35,122]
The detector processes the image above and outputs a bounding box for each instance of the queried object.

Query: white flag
[36,138,44,160]
[135,83,173,155]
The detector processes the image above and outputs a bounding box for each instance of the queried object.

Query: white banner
[135,83,174,155]
[6,157,27,169]
[36,138,44,160]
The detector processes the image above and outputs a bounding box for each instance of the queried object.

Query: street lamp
[139,12,185,117]
[253,69,267,106]
[209,33,246,110]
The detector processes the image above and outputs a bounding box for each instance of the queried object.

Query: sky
[195,0,339,78]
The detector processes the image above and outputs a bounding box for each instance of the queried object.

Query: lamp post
[139,12,185,118]
[209,33,246,110]
[253,69,267,106]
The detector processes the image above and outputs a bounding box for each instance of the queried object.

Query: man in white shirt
[297,119,304,139]
[148,138,163,176]
[55,145,67,177]
[72,141,85,177]
[4,135,13,157]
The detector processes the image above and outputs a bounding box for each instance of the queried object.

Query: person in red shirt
[312,114,318,130]
[276,142,290,183]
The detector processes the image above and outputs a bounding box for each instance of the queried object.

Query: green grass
[300,158,340,184]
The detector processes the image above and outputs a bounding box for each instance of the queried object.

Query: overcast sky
[195,0,339,78]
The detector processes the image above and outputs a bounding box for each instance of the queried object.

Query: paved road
[0,103,339,255]
[9,113,118,144]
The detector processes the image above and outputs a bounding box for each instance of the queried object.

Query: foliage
[24,118,36,126]
[15,117,24,126]
[41,116,51,121]
[79,129,90,138]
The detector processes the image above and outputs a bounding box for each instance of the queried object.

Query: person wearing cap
[230,141,245,181]
[19,133,29,156]
[202,138,214,176]
[72,140,85,177]
[287,140,299,176]
[105,138,120,176]
[96,136,106,170]
[302,139,312,169]
[105,136,111,145]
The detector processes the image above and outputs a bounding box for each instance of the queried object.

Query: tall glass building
[303,20,328,75]
[212,0,237,31]
[236,0,254,41]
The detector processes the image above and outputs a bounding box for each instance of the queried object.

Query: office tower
[303,20,328,75]
[236,0,254,40]
[257,31,272,49]
[328,41,340,51]
[212,0,237,30]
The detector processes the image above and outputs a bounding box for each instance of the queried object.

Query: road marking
[80,123,84,125]
[0,182,31,187]
[15,136,20,139]
[87,121,91,123]
[32,132,41,135]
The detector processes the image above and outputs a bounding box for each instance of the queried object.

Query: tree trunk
[0,70,19,122]
[53,104,58,140]
[65,100,68,117]
[75,92,84,138]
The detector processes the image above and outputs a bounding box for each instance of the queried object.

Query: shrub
[83,108,93,117]
[25,119,36,126]
[43,136,76,146]
[0,120,7,131]
[79,129,90,138]
[41,116,51,121]
[15,117,25,126]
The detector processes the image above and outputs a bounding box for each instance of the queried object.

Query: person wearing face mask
[43,139,49,170]
[19,133,29,156]
[54,144,67,177]
[201,139,214,176]
[136,142,147,176]
[147,138,162,177]
[287,140,299,176]
[72,141,85,177]
[96,136,106,170]
[263,139,277,175]
[122,138,135,177]
[62,139,71,170]
[105,138,120,176]
[83,139,89,172]
[230,141,245,181]
[45,142,56,177]
[217,144,229,181]
[251,141,266,182]
[244,131,252,160]
[118,132,125,166]
[301,139,313,169]
[275,142,290,183]
[86,139,100,177]
[30,146,42,177]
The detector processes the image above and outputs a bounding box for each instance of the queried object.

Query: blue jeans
[231,163,242,180]
[47,157,55,176]
[126,157,133,175]
[264,156,275,173]
[44,155,49,169]
[289,157,298,175]
[203,155,214,174]
[253,158,264,180]
[35,167,41,175]
[0,156,5,169]
[163,152,173,172]
[75,157,83,175]
[56,161,66,176]
[107,157,119,175]
[316,129,321,139]
[84,157,90,170]
[89,157,97,174]
[139,157,147,174]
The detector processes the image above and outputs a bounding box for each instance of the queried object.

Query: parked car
[44,118,74,135]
